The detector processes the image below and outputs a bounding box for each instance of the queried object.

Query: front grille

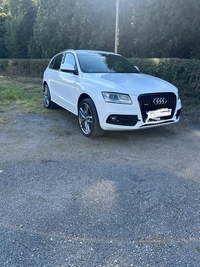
[138,93,177,122]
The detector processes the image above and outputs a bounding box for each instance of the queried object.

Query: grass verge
[0,82,199,123]
[0,83,45,114]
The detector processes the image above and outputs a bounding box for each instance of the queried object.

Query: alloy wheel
[79,102,93,135]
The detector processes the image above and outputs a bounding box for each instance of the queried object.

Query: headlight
[102,92,132,104]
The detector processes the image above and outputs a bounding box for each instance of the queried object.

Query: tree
[132,0,200,58]
[0,7,7,57]
[4,0,37,58]
[118,0,136,57]
[1,0,200,59]
[70,0,116,51]
[0,0,9,58]
[29,0,76,58]
[29,0,116,58]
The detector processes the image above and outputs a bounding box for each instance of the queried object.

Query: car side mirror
[60,63,77,74]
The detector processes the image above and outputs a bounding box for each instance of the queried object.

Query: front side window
[63,53,76,68]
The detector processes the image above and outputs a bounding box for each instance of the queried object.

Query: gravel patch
[0,76,200,266]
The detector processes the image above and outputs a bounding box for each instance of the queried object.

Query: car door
[58,52,78,114]
[47,53,65,105]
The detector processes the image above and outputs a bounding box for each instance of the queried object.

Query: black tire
[43,83,57,109]
[78,98,105,138]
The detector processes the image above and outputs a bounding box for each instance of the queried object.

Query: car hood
[90,73,177,95]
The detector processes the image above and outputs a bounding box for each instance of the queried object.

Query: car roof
[63,49,119,56]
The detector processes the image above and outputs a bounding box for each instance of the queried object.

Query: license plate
[147,108,172,119]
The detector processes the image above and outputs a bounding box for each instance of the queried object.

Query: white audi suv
[43,50,182,137]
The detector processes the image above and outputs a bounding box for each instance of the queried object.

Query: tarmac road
[0,108,200,267]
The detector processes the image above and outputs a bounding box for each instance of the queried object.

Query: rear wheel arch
[43,82,57,109]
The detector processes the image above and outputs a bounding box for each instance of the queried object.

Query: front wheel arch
[78,98,105,138]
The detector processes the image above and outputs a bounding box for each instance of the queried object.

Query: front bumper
[97,96,182,131]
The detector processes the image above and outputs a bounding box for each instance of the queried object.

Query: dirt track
[0,75,200,266]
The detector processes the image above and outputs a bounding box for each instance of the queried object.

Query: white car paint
[43,50,182,134]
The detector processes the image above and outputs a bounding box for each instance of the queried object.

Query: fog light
[107,115,119,124]
[111,116,118,122]
[106,115,139,126]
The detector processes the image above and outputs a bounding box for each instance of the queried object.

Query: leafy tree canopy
[0,0,199,59]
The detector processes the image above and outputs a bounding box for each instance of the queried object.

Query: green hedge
[0,59,49,78]
[129,58,200,105]
[0,58,200,106]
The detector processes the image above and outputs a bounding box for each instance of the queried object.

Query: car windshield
[77,53,139,74]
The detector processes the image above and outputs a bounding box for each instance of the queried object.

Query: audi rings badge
[153,97,167,105]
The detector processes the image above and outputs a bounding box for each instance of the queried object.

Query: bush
[0,58,200,107]
[129,58,200,106]
[0,59,49,78]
